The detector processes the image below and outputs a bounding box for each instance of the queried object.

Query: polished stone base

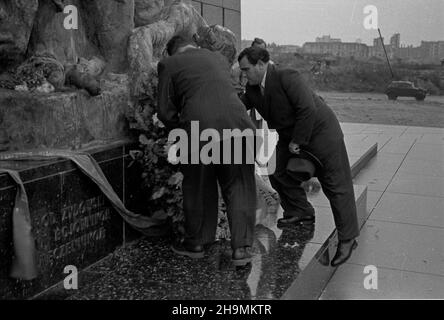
[1,128,378,300]
[0,140,148,299]
[31,184,367,300]
[29,135,377,300]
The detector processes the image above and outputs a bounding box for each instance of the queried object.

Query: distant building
[390,33,401,49]
[419,41,444,61]
[391,39,444,63]
[396,45,422,61]
[374,37,384,48]
[302,41,368,59]
[268,44,302,54]
[257,32,444,64]
[315,35,341,43]
[368,37,388,59]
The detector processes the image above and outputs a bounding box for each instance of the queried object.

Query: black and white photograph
[0,0,443,304]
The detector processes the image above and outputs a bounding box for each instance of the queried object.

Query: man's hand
[288,142,301,154]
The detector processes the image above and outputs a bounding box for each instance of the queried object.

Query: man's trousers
[181,162,256,250]
[269,139,360,241]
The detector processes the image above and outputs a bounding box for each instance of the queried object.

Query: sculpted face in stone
[135,0,166,27]
[196,25,237,66]
[0,0,38,70]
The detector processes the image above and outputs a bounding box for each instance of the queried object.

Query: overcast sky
[241,0,444,46]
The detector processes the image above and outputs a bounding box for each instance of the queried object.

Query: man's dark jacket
[241,64,344,155]
[157,48,255,135]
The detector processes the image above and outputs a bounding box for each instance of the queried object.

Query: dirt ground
[318,91,444,128]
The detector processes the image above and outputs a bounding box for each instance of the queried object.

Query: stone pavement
[320,123,444,299]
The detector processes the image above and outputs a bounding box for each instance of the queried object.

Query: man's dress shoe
[331,239,358,267]
[277,215,315,227]
[232,247,252,267]
[171,241,204,259]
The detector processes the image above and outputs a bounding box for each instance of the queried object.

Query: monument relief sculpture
[0,0,248,298]
[0,0,208,152]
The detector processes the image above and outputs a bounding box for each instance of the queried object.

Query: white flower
[152,113,165,128]
[14,82,29,92]
[166,143,180,165]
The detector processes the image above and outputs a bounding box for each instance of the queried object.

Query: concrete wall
[186,0,241,50]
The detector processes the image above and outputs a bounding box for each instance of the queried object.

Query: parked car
[385,81,427,101]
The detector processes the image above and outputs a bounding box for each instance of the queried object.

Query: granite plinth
[36,232,317,300]
[30,133,378,300]
[0,140,147,299]
[31,184,368,300]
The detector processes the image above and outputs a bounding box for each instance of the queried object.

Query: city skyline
[241,0,444,47]
[243,32,439,48]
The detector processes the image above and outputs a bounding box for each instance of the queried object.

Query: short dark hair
[251,37,267,48]
[238,47,270,65]
[166,34,196,56]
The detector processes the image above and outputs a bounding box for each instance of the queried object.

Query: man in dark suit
[238,47,359,267]
[157,35,257,266]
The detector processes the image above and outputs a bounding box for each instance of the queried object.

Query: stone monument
[0,0,229,299]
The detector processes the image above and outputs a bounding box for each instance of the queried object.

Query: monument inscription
[35,195,114,270]
[0,151,129,299]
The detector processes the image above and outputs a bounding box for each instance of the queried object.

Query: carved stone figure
[134,0,165,27]
[0,0,39,72]
[0,0,239,149]
[128,0,208,99]
[0,0,211,96]
[196,24,237,66]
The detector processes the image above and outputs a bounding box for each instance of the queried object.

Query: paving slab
[320,263,444,300]
[320,123,444,300]
[387,173,444,198]
[367,191,384,213]
[398,134,425,144]
[365,124,408,130]
[397,158,444,178]
[353,170,393,192]
[346,143,376,156]
[379,138,416,154]
[359,153,406,173]
[363,139,392,151]
[348,220,444,277]
[340,123,369,134]
[406,143,444,162]
[361,125,408,135]
[344,135,371,144]
[404,127,444,135]
[371,192,444,228]
[418,134,444,145]
[352,152,408,192]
